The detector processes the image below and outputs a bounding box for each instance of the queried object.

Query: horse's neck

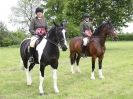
[93,32,107,46]
[47,31,57,42]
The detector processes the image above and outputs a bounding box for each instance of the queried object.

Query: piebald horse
[69,21,117,79]
[20,22,68,95]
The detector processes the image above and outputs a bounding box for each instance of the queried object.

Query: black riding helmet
[35,7,43,14]
[83,13,90,19]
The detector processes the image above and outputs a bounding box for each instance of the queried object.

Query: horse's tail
[20,38,31,69]
[20,58,25,70]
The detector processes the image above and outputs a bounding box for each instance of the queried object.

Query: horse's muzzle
[61,44,68,51]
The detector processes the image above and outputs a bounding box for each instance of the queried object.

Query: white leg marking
[25,69,32,85]
[90,72,95,80]
[62,29,68,48]
[76,66,81,73]
[39,71,44,94]
[71,65,75,74]
[99,69,104,79]
[53,69,59,93]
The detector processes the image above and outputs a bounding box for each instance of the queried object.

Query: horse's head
[53,21,68,51]
[102,21,117,40]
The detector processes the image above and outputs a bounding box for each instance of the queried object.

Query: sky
[0,0,133,33]
[0,0,18,31]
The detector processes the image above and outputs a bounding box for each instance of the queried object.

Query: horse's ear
[60,22,64,27]
[53,21,59,27]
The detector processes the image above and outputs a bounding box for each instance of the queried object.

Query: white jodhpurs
[83,37,89,46]
[30,36,38,47]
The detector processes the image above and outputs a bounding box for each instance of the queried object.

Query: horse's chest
[36,39,59,63]
[36,39,47,63]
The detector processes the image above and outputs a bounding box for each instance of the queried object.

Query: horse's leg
[98,56,104,79]
[22,59,31,85]
[25,62,35,86]
[76,54,81,73]
[90,57,96,80]
[51,61,59,93]
[39,63,45,95]
[70,52,76,74]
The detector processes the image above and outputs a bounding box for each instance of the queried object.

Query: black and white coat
[20,23,67,95]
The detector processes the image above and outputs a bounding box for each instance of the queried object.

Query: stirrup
[29,57,34,63]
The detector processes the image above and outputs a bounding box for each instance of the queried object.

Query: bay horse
[69,21,117,80]
[20,22,68,95]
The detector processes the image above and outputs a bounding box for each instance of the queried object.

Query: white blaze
[62,29,68,47]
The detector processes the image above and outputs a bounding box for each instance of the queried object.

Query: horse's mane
[93,22,107,36]
[48,26,56,34]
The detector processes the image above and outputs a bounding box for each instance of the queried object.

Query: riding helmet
[35,7,43,14]
[83,13,90,19]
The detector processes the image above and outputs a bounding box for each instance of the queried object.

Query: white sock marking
[77,66,81,73]
[71,65,75,74]
[39,71,44,94]
[53,69,59,93]
[91,72,95,80]
[99,69,104,79]
[25,69,32,85]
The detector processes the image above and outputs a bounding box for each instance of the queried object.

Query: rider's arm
[80,22,88,37]
[90,23,94,33]
[29,19,36,35]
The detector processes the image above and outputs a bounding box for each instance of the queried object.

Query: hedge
[107,34,133,41]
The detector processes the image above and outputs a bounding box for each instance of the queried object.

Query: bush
[67,23,80,38]
[117,34,133,41]
[0,30,27,47]
[107,33,133,41]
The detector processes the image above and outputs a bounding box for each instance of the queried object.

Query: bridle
[45,26,65,47]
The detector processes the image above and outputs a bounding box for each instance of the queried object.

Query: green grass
[0,41,133,99]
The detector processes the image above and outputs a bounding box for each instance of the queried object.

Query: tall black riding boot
[29,47,35,63]
[81,45,86,57]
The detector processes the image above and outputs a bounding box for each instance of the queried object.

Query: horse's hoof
[99,76,104,79]
[55,91,59,94]
[90,77,95,80]
[27,82,32,86]
[71,70,75,74]
[77,70,81,73]
[39,93,44,96]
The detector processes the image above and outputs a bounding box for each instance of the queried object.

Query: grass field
[0,41,133,99]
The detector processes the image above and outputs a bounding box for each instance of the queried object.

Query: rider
[29,7,47,63]
[80,13,93,57]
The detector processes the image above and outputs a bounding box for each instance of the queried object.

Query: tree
[10,0,43,30]
[0,22,9,46]
[42,0,133,37]
[42,0,67,23]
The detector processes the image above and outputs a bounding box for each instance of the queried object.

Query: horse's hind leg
[39,63,45,95]
[98,56,104,79]
[76,54,81,73]
[70,52,76,74]
[90,57,96,80]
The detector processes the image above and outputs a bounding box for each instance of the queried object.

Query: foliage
[42,0,133,37]
[10,0,42,30]
[0,24,27,47]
